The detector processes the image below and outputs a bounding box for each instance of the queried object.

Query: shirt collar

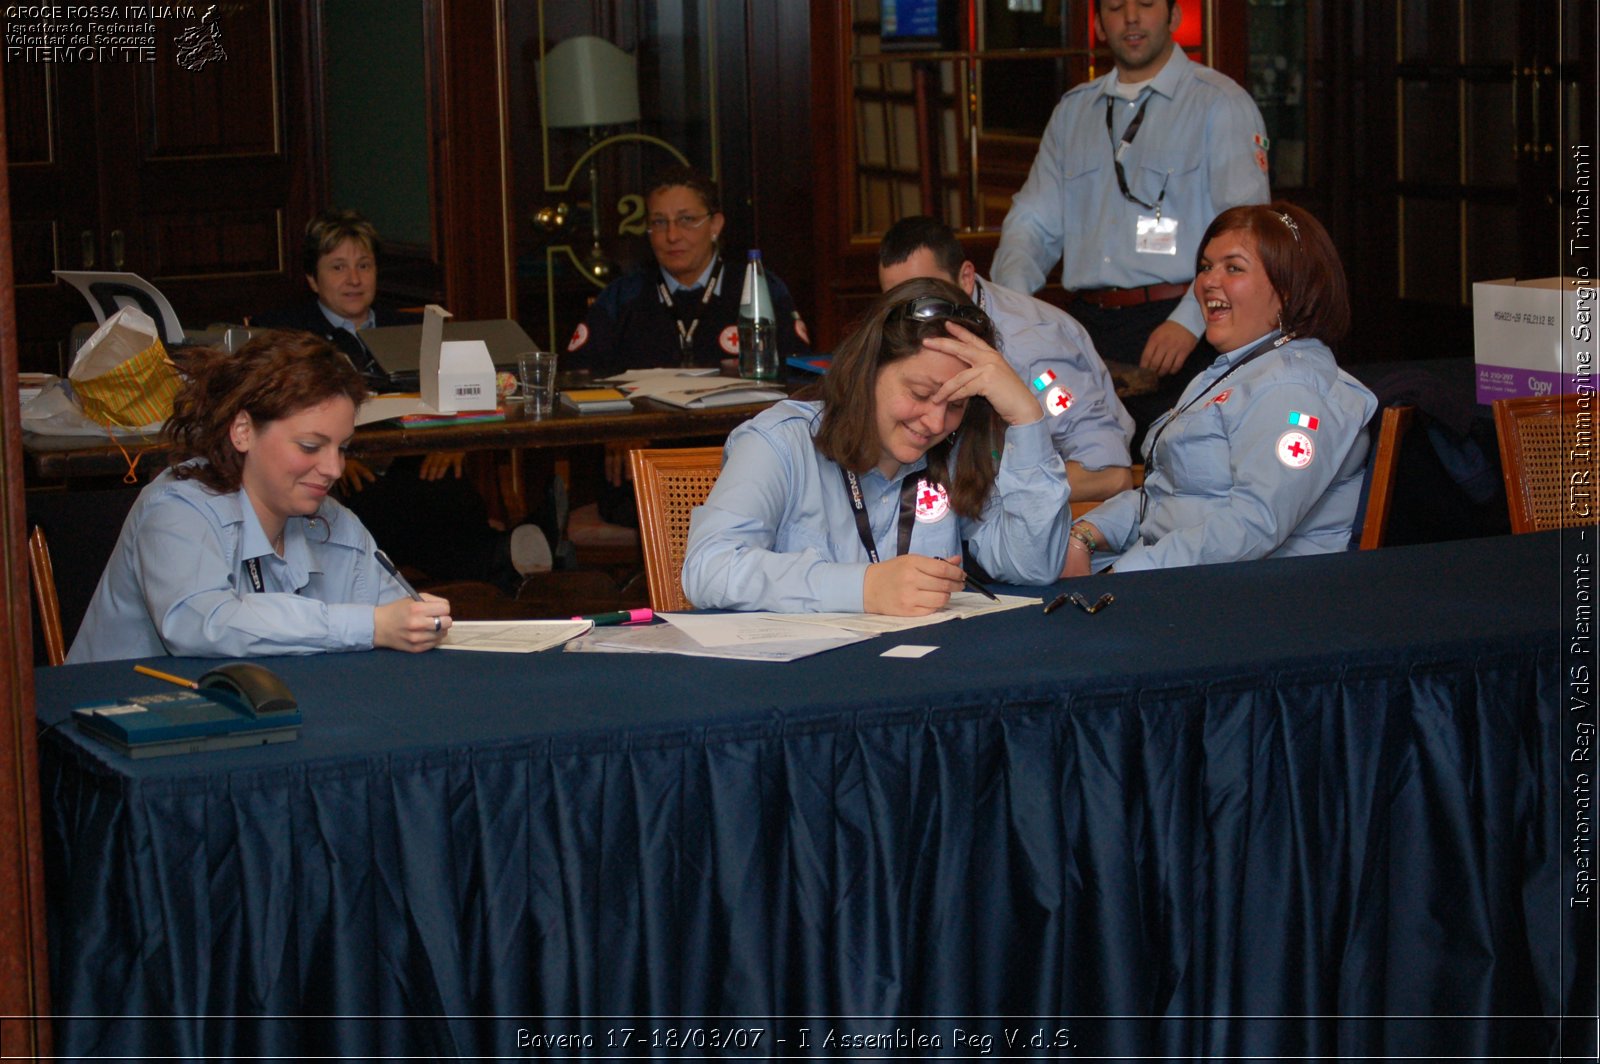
[235,489,277,561]
[235,488,319,582]
[1100,45,1188,102]
[318,301,375,334]
[660,253,720,296]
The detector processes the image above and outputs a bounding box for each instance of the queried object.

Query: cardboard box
[1472,276,1595,404]
[418,304,497,414]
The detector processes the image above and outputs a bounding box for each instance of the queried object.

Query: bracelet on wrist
[1069,525,1099,552]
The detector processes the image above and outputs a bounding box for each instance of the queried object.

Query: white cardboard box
[1472,276,1595,404]
[418,304,497,413]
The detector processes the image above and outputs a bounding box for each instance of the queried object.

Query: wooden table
[22,397,776,482]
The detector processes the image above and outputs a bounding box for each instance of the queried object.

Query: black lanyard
[841,469,920,563]
[244,556,266,593]
[1138,331,1288,525]
[1105,93,1166,212]
[656,256,724,365]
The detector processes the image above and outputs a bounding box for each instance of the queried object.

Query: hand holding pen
[373,548,452,650]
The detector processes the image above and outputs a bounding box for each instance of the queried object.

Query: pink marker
[572,608,654,626]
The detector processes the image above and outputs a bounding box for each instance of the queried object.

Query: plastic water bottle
[737,250,779,381]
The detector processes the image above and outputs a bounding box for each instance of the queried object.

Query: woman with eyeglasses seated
[565,164,814,530]
[682,277,1071,615]
[565,164,811,379]
[67,331,453,663]
[1063,202,1377,578]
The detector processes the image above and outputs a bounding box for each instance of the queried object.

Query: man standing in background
[991,0,1270,447]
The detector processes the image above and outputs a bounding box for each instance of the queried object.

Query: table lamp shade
[543,36,640,129]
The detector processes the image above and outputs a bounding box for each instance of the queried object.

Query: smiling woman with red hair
[68,331,453,663]
[1064,201,1377,576]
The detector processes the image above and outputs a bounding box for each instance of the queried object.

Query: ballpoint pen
[963,573,999,602]
[373,548,424,602]
[1042,593,1069,615]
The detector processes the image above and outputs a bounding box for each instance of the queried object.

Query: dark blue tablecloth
[34,532,1594,1060]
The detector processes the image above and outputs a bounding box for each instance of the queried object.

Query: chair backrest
[1493,394,1599,533]
[629,446,725,612]
[26,485,142,665]
[1357,403,1416,549]
[28,527,66,666]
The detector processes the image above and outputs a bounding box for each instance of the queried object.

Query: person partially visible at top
[990,0,1271,450]
[682,277,1071,615]
[68,331,452,663]
[564,164,812,380]
[878,215,1134,502]
[1063,202,1377,577]
[253,209,551,589]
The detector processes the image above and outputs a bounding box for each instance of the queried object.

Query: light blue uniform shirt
[991,49,1270,338]
[67,466,408,663]
[978,277,1133,472]
[682,400,1071,612]
[1082,336,1378,573]
[317,302,375,335]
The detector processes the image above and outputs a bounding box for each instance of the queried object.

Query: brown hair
[644,164,722,215]
[816,277,1001,519]
[164,330,368,492]
[303,208,380,276]
[1197,200,1350,345]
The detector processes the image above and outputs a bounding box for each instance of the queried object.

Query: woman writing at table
[1064,202,1377,576]
[682,277,1070,615]
[67,332,453,663]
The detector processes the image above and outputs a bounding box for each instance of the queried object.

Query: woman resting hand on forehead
[67,331,453,663]
[682,277,1071,616]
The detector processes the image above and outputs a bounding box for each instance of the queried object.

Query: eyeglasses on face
[889,295,991,332]
[646,212,713,234]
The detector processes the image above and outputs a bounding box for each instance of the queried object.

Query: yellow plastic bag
[69,306,181,428]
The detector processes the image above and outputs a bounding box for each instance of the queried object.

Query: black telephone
[197,662,298,717]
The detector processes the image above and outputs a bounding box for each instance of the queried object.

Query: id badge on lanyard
[1136,212,1179,255]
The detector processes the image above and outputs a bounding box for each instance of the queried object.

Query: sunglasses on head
[889,295,991,332]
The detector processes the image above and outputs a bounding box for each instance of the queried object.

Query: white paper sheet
[440,619,592,653]
[657,611,861,648]
[782,592,1038,635]
[564,622,867,662]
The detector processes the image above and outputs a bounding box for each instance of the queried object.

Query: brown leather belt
[1070,281,1191,308]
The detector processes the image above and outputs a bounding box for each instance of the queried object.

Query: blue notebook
[74,688,300,759]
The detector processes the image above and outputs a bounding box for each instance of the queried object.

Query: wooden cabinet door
[3,2,319,374]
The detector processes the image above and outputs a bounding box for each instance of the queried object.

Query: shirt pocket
[1160,404,1233,497]
[1136,149,1203,209]
[1058,159,1104,237]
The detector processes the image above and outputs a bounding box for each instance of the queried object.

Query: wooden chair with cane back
[1492,394,1599,533]
[628,446,725,612]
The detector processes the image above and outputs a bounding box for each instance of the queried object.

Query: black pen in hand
[373,548,424,602]
[962,572,999,602]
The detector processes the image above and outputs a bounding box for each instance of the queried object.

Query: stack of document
[601,368,786,410]
[565,592,1034,661]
